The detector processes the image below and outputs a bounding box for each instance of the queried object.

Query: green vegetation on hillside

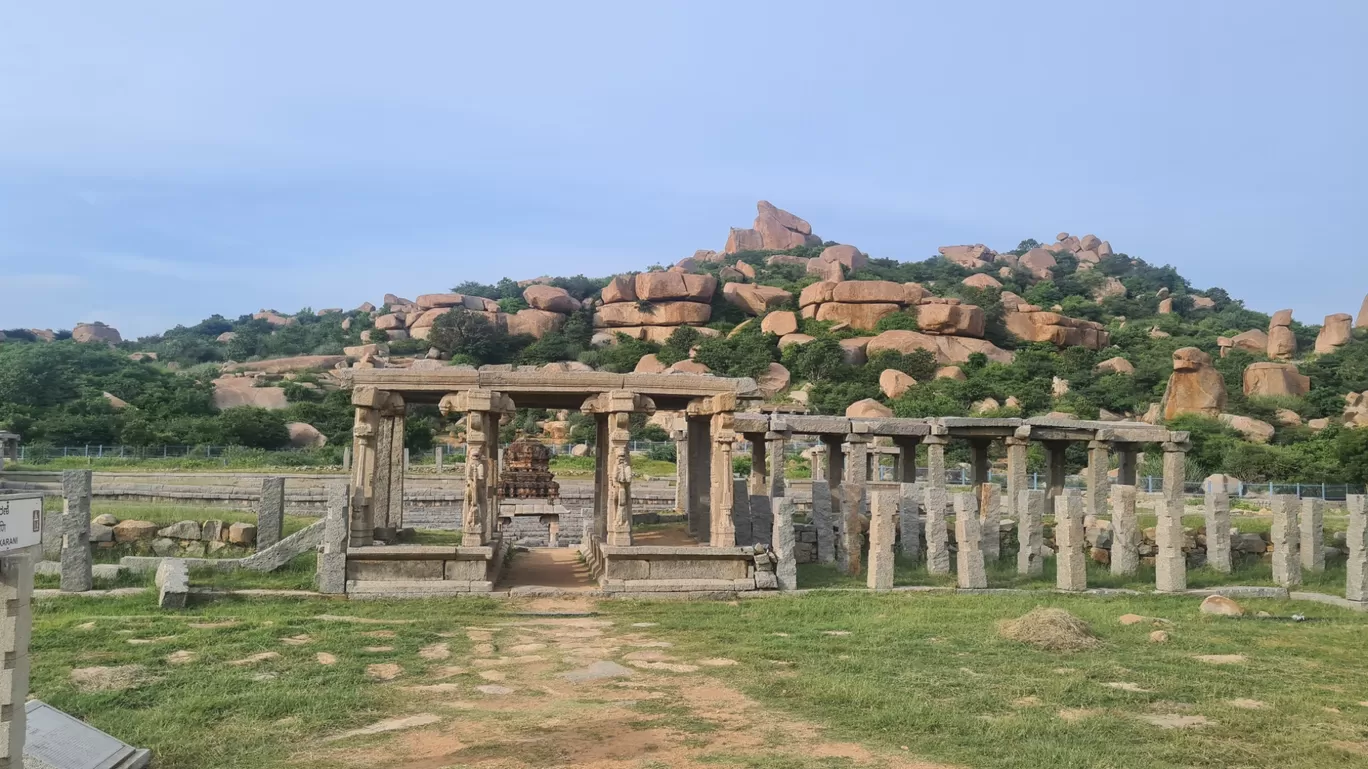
[5,239,1368,483]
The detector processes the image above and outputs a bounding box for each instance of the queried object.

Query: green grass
[548,456,677,478]
[599,592,1368,769]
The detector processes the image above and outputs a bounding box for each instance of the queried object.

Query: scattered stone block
[228,522,258,546]
[112,520,159,543]
[953,493,986,589]
[867,492,896,590]
[1055,490,1087,591]
[201,520,227,542]
[1199,595,1244,617]
[92,514,118,526]
[155,559,189,609]
[773,497,798,591]
[157,520,201,540]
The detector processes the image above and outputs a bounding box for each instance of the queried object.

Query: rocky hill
[4,200,1368,483]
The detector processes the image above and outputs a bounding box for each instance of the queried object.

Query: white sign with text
[0,495,42,554]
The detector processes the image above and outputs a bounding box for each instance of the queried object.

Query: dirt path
[309,598,953,769]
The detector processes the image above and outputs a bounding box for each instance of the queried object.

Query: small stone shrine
[498,437,559,500]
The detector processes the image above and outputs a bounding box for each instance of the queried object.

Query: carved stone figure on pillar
[607,444,634,545]
[463,445,487,545]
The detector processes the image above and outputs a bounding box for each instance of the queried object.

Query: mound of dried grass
[998,607,1100,652]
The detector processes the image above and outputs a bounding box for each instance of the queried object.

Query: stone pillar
[686,416,712,541]
[1056,488,1087,591]
[898,482,922,561]
[839,482,865,576]
[1347,495,1366,604]
[893,437,919,483]
[605,410,634,547]
[462,416,493,547]
[434,445,444,474]
[750,494,773,548]
[1085,440,1111,519]
[1042,441,1068,517]
[403,447,410,474]
[1005,432,1030,537]
[0,553,33,768]
[1110,485,1140,576]
[766,430,788,499]
[258,476,285,549]
[1271,494,1301,588]
[347,387,386,546]
[1115,448,1138,485]
[1017,489,1045,577]
[370,395,406,541]
[1300,497,1325,573]
[709,411,737,547]
[60,470,92,593]
[810,479,836,564]
[1204,483,1232,574]
[593,414,609,540]
[730,479,753,546]
[968,439,991,493]
[342,446,352,472]
[1155,442,1188,593]
[923,435,951,574]
[316,480,349,594]
[745,433,768,498]
[867,491,896,590]
[773,496,798,591]
[843,434,870,487]
[979,482,1001,563]
[810,443,827,482]
[822,436,845,489]
[672,425,689,515]
[953,493,986,589]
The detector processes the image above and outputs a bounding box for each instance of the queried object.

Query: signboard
[0,493,42,555]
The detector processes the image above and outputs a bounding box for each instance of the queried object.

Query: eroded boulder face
[1018,248,1058,279]
[1161,347,1227,420]
[1243,362,1310,397]
[818,244,866,271]
[1095,356,1135,375]
[1267,309,1296,360]
[1231,329,1269,355]
[938,244,995,269]
[1345,391,1368,428]
[634,272,717,303]
[72,322,122,345]
[865,330,1013,365]
[815,303,902,329]
[722,283,793,315]
[723,201,821,253]
[1358,294,1368,329]
[1004,310,1109,349]
[225,355,346,374]
[507,309,566,338]
[253,310,296,327]
[918,304,985,338]
[595,301,712,327]
[523,285,581,314]
[212,377,288,410]
[1315,313,1353,355]
[846,398,893,418]
[1220,414,1275,444]
[286,422,327,449]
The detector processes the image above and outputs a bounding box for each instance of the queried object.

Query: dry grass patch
[998,607,1100,651]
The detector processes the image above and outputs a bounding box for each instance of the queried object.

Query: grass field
[27,590,1368,769]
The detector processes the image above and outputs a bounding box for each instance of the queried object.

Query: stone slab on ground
[23,699,151,769]
[155,559,189,609]
[561,660,634,683]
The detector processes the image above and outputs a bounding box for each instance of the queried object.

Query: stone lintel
[599,545,752,558]
[733,414,770,434]
[580,390,657,414]
[345,545,495,561]
[439,389,515,416]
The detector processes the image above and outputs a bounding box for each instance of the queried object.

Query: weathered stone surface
[1110,485,1139,576]
[939,244,995,269]
[61,469,94,591]
[1018,247,1058,278]
[633,354,666,374]
[1347,495,1366,603]
[228,522,258,546]
[979,483,1001,562]
[772,497,798,590]
[1243,362,1310,397]
[113,520,159,542]
[867,492,896,590]
[1162,348,1227,420]
[919,304,985,338]
[760,311,799,336]
[1204,486,1232,573]
[866,330,1013,365]
[811,480,835,564]
[924,447,951,575]
[157,520,201,540]
[962,273,1002,290]
[879,369,916,399]
[1199,594,1245,616]
[72,321,123,344]
[953,493,987,589]
[1004,310,1109,349]
[1156,449,1187,593]
[814,302,902,330]
[936,365,967,381]
[1267,326,1297,360]
[634,272,717,303]
[507,309,566,339]
[287,422,327,449]
[777,333,815,349]
[1300,498,1325,573]
[1270,495,1301,588]
[819,244,866,271]
[899,482,922,562]
[522,285,580,314]
[846,398,893,418]
[722,283,792,315]
[1230,329,1269,355]
[755,201,818,249]
[724,227,764,254]
[831,280,908,304]
[1055,490,1087,591]
[1219,414,1275,443]
[156,559,190,609]
[838,337,870,366]
[756,362,791,397]
[798,281,835,308]
[212,377,289,410]
[594,301,711,327]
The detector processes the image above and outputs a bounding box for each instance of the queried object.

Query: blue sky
[2,1,1365,339]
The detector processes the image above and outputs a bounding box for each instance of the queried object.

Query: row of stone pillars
[669,396,747,548]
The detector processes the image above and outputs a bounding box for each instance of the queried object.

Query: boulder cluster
[592,272,719,344]
[374,287,573,343]
[97,514,257,558]
[723,200,823,253]
[72,321,123,345]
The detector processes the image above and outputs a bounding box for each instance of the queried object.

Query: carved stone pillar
[745,432,768,498]
[821,435,845,488]
[1042,440,1069,518]
[809,443,828,482]
[1085,439,1112,520]
[1115,447,1139,486]
[348,387,385,547]
[439,389,514,548]
[686,415,712,541]
[922,431,951,574]
[1005,430,1030,537]
[375,395,406,541]
[1156,438,1190,592]
[893,437,919,483]
[709,411,737,547]
[671,422,689,516]
[605,411,634,546]
[766,425,789,499]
